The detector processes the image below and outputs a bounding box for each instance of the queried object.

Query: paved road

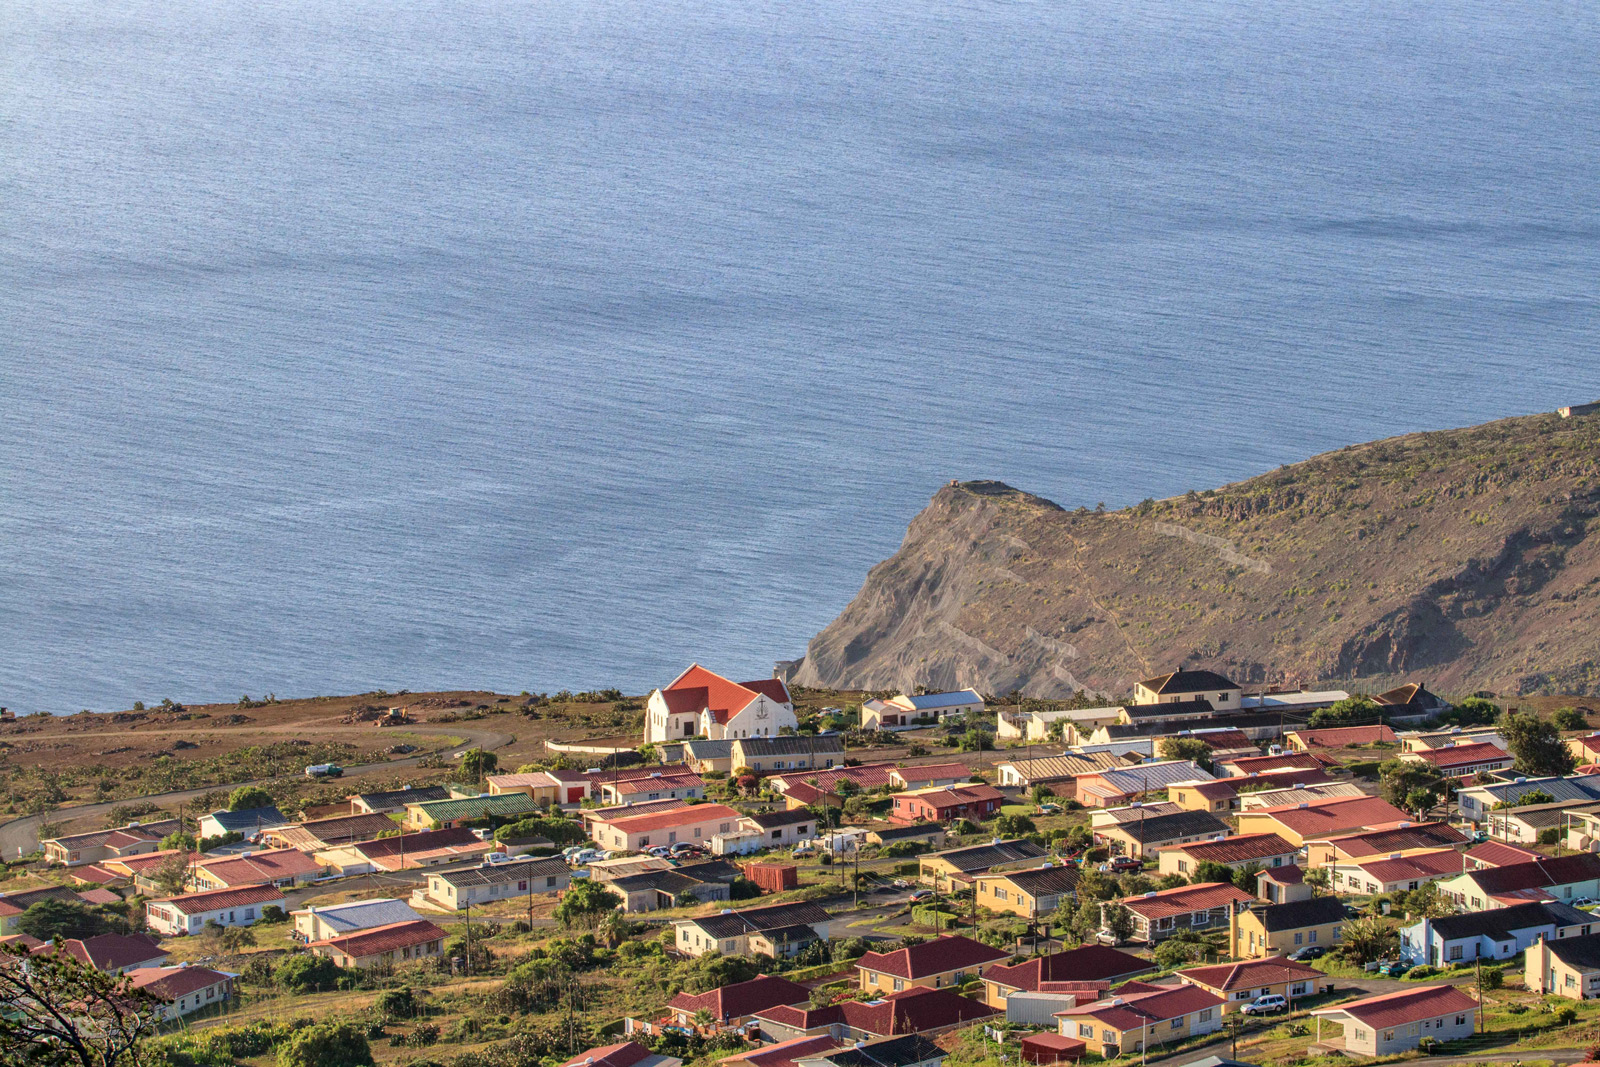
[0,723,514,861]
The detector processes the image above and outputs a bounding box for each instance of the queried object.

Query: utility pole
[464,897,472,977]
[1475,957,1484,1033]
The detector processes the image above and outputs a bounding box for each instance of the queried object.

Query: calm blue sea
[3,0,1598,713]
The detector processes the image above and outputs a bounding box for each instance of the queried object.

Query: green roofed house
[404,792,540,830]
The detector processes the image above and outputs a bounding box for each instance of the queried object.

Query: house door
[684,720,695,736]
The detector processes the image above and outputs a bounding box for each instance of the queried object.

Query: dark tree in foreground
[0,941,156,1067]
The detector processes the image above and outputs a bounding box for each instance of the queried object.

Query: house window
[1291,983,1307,995]
[1177,860,1188,873]
[1455,1015,1466,1026]
[519,881,528,891]
[1078,1024,1093,1039]
[1294,933,1303,945]
[641,837,651,846]
[1567,974,1578,988]
[546,876,557,887]
[1449,945,1462,961]
[1355,1029,1367,1042]
[1170,1018,1182,1030]
[893,979,904,991]
[1198,1009,1212,1022]
[1384,1031,1394,1042]
[1101,1030,1115,1044]
[1234,991,1250,1001]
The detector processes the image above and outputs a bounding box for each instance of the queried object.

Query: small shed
[1020,1034,1085,1064]
[741,862,799,894]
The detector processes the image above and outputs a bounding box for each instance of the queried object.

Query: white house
[145,884,285,937]
[861,690,985,731]
[643,664,796,744]
[127,966,235,1020]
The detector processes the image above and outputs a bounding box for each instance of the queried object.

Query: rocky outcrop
[792,413,1600,698]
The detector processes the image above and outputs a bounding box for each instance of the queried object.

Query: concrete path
[0,723,513,860]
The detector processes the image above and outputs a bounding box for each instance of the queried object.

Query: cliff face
[793,414,1600,698]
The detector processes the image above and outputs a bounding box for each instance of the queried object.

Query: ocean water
[3,0,1598,713]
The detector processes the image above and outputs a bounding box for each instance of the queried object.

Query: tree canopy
[1308,696,1380,729]
[227,785,274,812]
[553,879,621,928]
[458,748,499,781]
[1500,711,1575,777]
[18,900,109,942]
[1158,736,1214,771]
[1377,759,1448,816]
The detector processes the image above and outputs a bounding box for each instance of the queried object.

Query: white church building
[643,664,796,744]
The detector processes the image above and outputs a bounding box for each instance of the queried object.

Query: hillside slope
[792,413,1600,699]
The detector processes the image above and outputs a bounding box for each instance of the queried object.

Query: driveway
[0,724,514,860]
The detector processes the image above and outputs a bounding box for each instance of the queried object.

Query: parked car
[648,845,673,858]
[1381,961,1412,978]
[891,879,910,889]
[1575,897,1598,907]
[1240,994,1287,1016]
[1101,857,1142,873]
[1288,945,1326,962]
[908,889,934,902]
[570,849,602,866]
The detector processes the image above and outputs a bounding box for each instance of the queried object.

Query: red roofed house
[889,784,1004,825]
[590,803,744,853]
[1234,795,1412,848]
[768,763,899,796]
[1310,985,1478,1056]
[1400,742,1513,779]
[1018,1033,1086,1065]
[857,934,1010,994]
[1218,752,1327,778]
[1464,840,1544,871]
[145,883,285,937]
[753,985,998,1043]
[1175,956,1330,1011]
[58,933,168,975]
[559,1041,682,1067]
[890,764,975,791]
[188,847,324,891]
[1108,882,1254,944]
[597,770,706,806]
[658,974,812,1030]
[1156,833,1300,880]
[1285,725,1399,751]
[1055,982,1225,1059]
[720,1036,841,1067]
[644,664,795,743]
[126,965,236,1020]
[308,919,447,969]
[1328,848,1466,897]
[982,945,1154,1023]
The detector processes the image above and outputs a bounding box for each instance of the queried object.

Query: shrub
[1481,965,1504,990]
[276,1024,374,1067]
[259,905,289,924]
[276,953,347,993]
[375,987,421,1020]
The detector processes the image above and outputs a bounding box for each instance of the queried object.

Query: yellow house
[918,840,1046,891]
[1055,982,1225,1059]
[1234,795,1410,849]
[1528,934,1600,1000]
[1231,896,1346,959]
[1168,780,1241,814]
[855,934,1009,994]
[1175,957,1330,1012]
[973,865,1080,919]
